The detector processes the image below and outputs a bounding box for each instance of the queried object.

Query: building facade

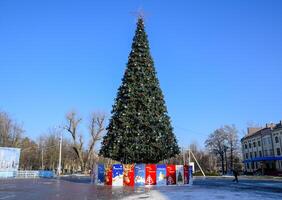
[241,121,282,175]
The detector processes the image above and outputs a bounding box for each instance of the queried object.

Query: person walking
[232,169,239,183]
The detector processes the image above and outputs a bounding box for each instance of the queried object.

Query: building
[241,121,282,175]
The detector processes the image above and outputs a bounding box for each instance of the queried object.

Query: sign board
[112,164,123,186]
[97,164,105,185]
[105,165,112,186]
[189,162,195,173]
[166,165,176,185]
[0,147,21,178]
[189,166,193,185]
[176,165,184,185]
[184,165,189,184]
[145,164,156,185]
[156,164,166,186]
[134,164,145,186]
[123,164,134,186]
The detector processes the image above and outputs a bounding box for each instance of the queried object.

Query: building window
[246,153,249,159]
[253,142,256,148]
[250,152,253,158]
[245,144,247,149]
[249,143,251,148]
[263,138,267,146]
[275,136,279,143]
[258,141,261,146]
[270,149,274,156]
[254,152,257,157]
[277,148,281,156]
[259,151,262,157]
[264,150,268,156]
[247,163,249,169]
[255,162,258,169]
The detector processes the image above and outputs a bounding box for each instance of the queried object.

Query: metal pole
[41,148,44,170]
[58,133,62,176]
[188,149,191,164]
[190,150,206,177]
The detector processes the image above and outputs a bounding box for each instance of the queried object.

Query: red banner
[184,165,189,184]
[123,164,135,186]
[145,164,156,185]
[166,165,176,185]
[105,165,112,186]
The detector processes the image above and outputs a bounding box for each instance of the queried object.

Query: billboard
[105,165,113,186]
[134,164,145,186]
[176,165,184,185]
[184,165,189,184]
[97,164,105,185]
[145,164,156,185]
[166,165,176,185]
[123,164,134,186]
[0,147,21,178]
[112,164,123,186]
[156,164,166,186]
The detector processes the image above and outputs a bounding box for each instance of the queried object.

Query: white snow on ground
[122,185,282,200]
[122,190,168,200]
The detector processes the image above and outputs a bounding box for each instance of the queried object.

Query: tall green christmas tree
[99,17,180,164]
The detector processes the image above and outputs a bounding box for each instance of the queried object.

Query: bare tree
[64,111,105,173]
[87,112,105,171]
[189,142,218,175]
[205,128,228,175]
[223,125,239,170]
[19,137,40,170]
[0,111,23,147]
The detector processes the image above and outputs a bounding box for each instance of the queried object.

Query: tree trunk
[221,154,225,175]
[230,142,233,169]
[225,150,228,174]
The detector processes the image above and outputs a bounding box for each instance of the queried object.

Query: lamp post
[57,133,62,176]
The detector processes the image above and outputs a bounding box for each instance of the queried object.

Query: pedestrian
[232,169,239,183]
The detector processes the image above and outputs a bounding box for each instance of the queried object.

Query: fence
[16,170,55,179]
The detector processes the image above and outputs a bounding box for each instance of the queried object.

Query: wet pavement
[0,177,282,199]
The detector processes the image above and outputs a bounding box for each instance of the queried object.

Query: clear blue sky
[1,0,282,148]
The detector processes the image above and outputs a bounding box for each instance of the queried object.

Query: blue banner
[97,164,105,185]
[112,164,123,186]
[134,164,145,186]
[39,170,55,178]
[189,166,193,185]
[156,164,166,186]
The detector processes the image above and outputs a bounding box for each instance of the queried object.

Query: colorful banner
[189,166,193,185]
[176,165,184,185]
[97,164,105,185]
[112,164,123,186]
[0,147,21,178]
[166,165,176,185]
[123,164,134,186]
[105,165,112,186]
[156,164,166,186]
[38,170,55,178]
[184,165,189,184]
[145,164,156,185]
[134,164,145,186]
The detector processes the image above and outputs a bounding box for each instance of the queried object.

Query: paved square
[0,177,282,199]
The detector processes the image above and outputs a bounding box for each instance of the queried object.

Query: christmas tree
[99,17,180,164]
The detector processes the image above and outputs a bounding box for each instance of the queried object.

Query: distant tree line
[1,110,242,175]
[205,125,243,174]
[0,110,106,174]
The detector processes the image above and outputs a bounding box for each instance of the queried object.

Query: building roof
[273,121,282,131]
[241,120,282,142]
